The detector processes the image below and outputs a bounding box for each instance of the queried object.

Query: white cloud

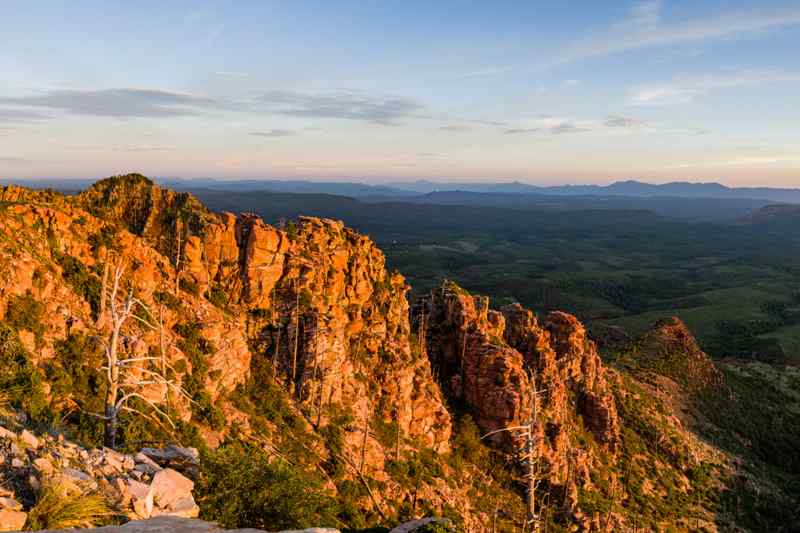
[468,2,800,76]
[255,90,422,125]
[251,129,295,137]
[0,88,220,118]
[629,70,800,105]
[551,3,800,70]
[605,115,645,128]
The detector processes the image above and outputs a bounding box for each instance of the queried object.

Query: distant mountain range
[3,177,799,203]
[165,178,800,203]
[386,179,800,202]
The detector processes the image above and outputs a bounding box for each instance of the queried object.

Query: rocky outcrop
[418,282,621,521]
[0,176,457,525]
[0,424,200,526]
[419,282,619,448]
[73,176,452,462]
[634,317,723,391]
[28,515,337,532]
[0,175,758,532]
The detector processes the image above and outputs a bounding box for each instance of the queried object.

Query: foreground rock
[29,516,339,532]
[0,424,199,523]
[0,508,27,532]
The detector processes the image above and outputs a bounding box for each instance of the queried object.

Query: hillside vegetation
[0,174,797,532]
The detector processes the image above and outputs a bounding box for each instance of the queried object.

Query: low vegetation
[24,483,113,530]
[197,443,340,530]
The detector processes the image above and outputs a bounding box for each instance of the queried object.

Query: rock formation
[417,282,621,523]
[0,424,200,530]
[632,316,724,391]
[0,174,791,532]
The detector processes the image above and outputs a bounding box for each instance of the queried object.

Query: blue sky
[1,0,799,185]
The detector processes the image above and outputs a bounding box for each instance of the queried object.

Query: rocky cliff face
[0,174,791,532]
[0,176,465,529]
[417,283,623,525]
[76,176,452,460]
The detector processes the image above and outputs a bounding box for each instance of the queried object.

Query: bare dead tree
[291,283,300,395]
[99,260,110,324]
[483,369,547,533]
[92,261,189,448]
[173,218,182,296]
[359,394,371,474]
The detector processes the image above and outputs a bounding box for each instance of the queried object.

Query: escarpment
[78,176,453,457]
[2,174,793,532]
[416,282,622,524]
[0,176,471,528]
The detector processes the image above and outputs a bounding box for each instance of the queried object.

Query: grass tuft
[25,483,113,530]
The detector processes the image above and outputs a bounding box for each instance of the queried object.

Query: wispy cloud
[251,129,295,137]
[504,115,652,136]
[504,119,592,135]
[605,115,644,128]
[255,90,422,125]
[0,88,219,118]
[0,86,431,127]
[439,124,470,132]
[468,2,800,76]
[504,127,542,135]
[111,144,174,152]
[629,70,800,105]
[551,2,800,70]
[0,108,48,123]
[550,122,590,135]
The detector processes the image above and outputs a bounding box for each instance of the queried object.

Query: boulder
[0,498,21,511]
[0,509,27,532]
[127,479,154,519]
[150,468,194,510]
[389,519,452,533]
[19,429,39,449]
[0,427,15,441]
[134,453,162,475]
[33,456,54,476]
[152,495,200,519]
[141,445,199,466]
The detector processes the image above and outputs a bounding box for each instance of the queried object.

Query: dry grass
[25,483,113,530]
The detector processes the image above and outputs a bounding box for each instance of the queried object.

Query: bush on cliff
[0,323,48,420]
[196,442,340,530]
[4,291,45,340]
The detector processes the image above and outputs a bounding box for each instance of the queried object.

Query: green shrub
[179,277,200,296]
[5,291,45,339]
[206,285,228,308]
[154,290,181,311]
[55,254,101,319]
[0,324,49,420]
[173,321,226,428]
[197,443,339,530]
[416,522,460,533]
[45,333,105,445]
[451,415,488,467]
[87,225,119,256]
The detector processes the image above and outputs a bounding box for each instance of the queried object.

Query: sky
[1,0,799,186]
